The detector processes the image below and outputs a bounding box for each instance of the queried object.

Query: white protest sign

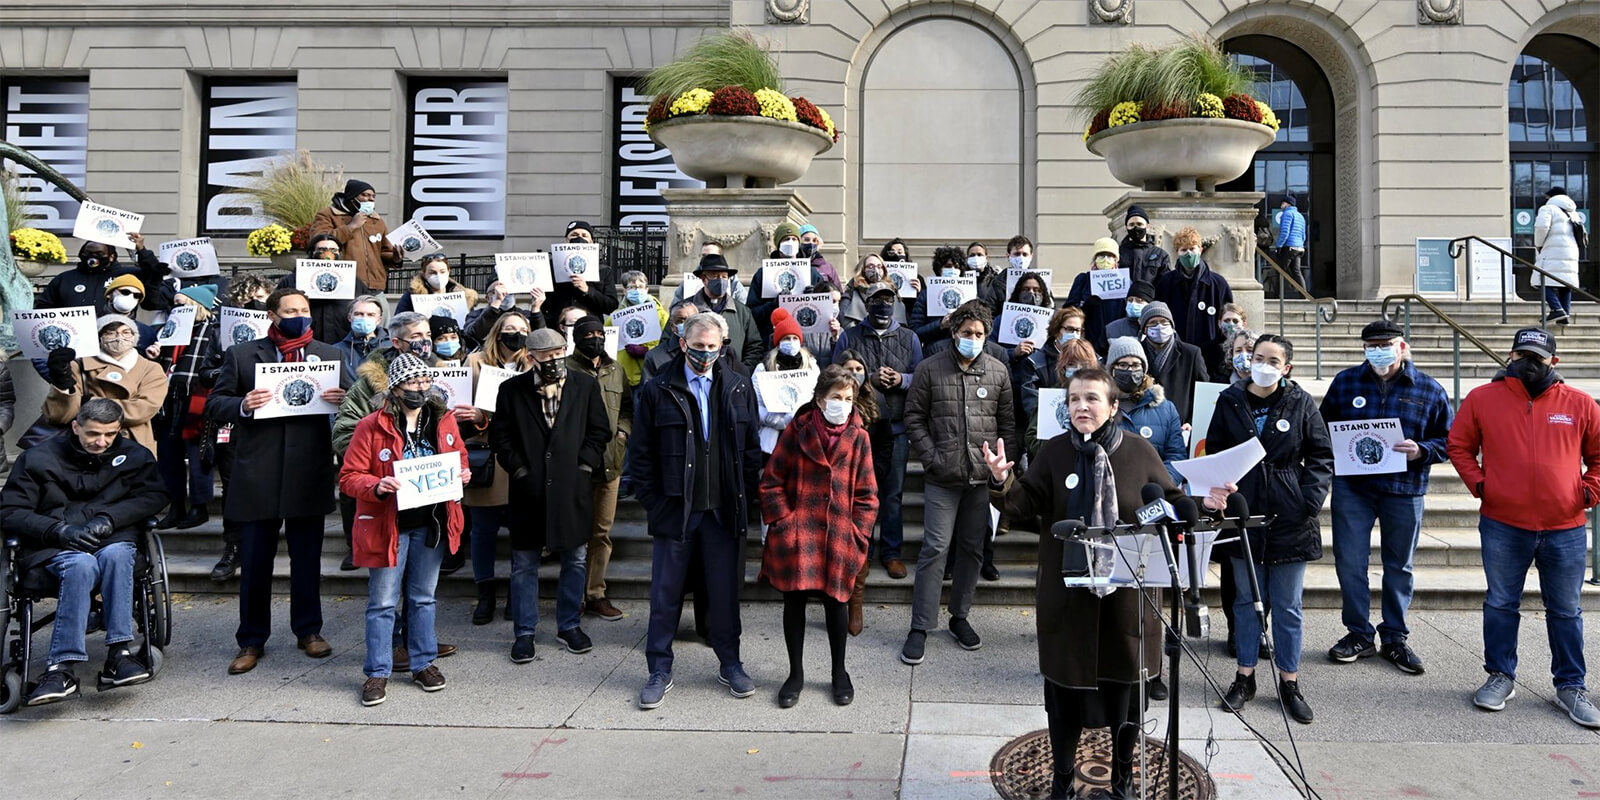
[779,293,837,336]
[296,259,358,300]
[887,263,920,298]
[429,366,473,409]
[1173,438,1267,497]
[1468,237,1515,299]
[551,242,600,282]
[73,201,143,249]
[219,307,270,350]
[1036,388,1070,443]
[158,237,221,278]
[386,219,443,257]
[564,325,622,358]
[1328,417,1408,476]
[155,304,196,347]
[411,292,469,325]
[494,252,554,294]
[473,365,518,412]
[754,368,818,414]
[8,306,98,360]
[1005,267,1053,296]
[926,275,977,315]
[997,302,1053,346]
[678,271,704,299]
[252,361,340,419]
[1188,382,1226,458]
[1090,268,1132,300]
[761,259,811,296]
[613,302,663,346]
[392,452,462,511]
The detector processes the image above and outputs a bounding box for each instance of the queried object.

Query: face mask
[706,278,729,298]
[868,300,894,321]
[1509,356,1551,385]
[434,339,460,358]
[1008,254,1031,270]
[1019,291,1042,306]
[1365,345,1398,370]
[498,331,527,352]
[889,252,906,262]
[358,201,376,215]
[1233,352,1250,374]
[1057,331,1077,347]
[538,358,567,383]
[1250,363,1283,388]
[245,299,269,312]
[799,242,817,259]
[426,273,447,290]
[848,371,866,385]
[941,267,960,278]
[863,267,882,283]
[778,239,800,258]
[1178,251,1201,272]
[1127,227,1147,242]
[397,388,429,409]
[276,316,312,338]
[777,339,801,357]
[1093,255,1116,270]
[1063,367,1078,379]
[821,399,851,425]
[316,250,339,261]
[350,317,378,336]
[498,294,516,311]
[626,288,649,305]
[82,252,111,271]
[967,255,987,271]
[1219,322,1237,338]
[1145,324,1173,344]
[577,336,606,359]
[955,337,983,360]
[568,236,586,245]
[685,346,719,373]
[405,339,432,359]
[1112,367,1144,393]
[111,294,140,314]
[101,335,133,357]
[1126,301,1146,319]
[674,322,686,338]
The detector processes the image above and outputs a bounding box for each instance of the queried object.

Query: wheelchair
[0,520,171,713]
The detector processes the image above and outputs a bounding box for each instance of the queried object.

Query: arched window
[1508,40,1596,276]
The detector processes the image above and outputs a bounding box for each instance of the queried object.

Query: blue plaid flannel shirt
[1318,359,1454,496]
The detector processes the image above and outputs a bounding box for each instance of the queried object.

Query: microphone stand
[1155,523,1185,800]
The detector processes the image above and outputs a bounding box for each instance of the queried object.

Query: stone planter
[269,252,298,273]
[13,259,48,278]
[1086,118,1276,192]
[649,115,833,188]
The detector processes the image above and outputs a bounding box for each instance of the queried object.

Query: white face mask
[111,294,139,313]
[967,255,987,271]
[426,273,447,290]
[1250,363,1282,388]
[1008,253,1031,270]
[358,201,376,215]
[822,398,852,425]
[778,239,800,258]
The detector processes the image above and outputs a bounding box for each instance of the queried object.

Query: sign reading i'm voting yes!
[1035,388,1071,442]
[8,306,98,360]
[761,259,811,296]
[158,237,221,278]
[612,302,663,346]
[219,307,270,350]
[551,242,600,282]
[386,219,443,257]
[494,252,554,294]
[73,200,144,249]
[296,259,358,299]
[392,452,463,511]
[428,367,473,408]
[252,361,340,419]
[779,293,836,335]
[997,302,1053,346]
[156,304,197,347]
[411,292,469,325]
[887,263,920,298]
[925,275,977,315]
[1090,268,1132,300]
[473,365,519,413]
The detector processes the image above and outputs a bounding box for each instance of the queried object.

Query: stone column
[658,188,813,291]
[1103,191,1267,330]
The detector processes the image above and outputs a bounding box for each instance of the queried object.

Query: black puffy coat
[905,347,1018,488]
[1,433,168,571]
[1205,380,1334,564]
[488,368,612,551]
[1118,236,1170,286]
[39,249,176,314]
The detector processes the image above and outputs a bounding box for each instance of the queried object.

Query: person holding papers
[340,353,469,707]
[747,221,827,338]
[540,220,619,319]
[907,247,966,344]
[277,234,365,346]
[1153,226,1234,381]
[154,286,221,530]
[1319,319,1453,675]
[753,309,820,454]
[309,179,399,292]
[206,288,350,676]
[1205,333,1333,724]
[42,314,168,454]
[39,233,173,314]
[616,270,669,389]
[393,253,478,317]
[986,366,1232,800]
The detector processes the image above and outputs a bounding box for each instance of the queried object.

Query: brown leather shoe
[229,646,263,675]
[437,642,457,658]
[297,635,333,658]
[392,646,411,673]
[884,559,907,580]
[586,597,624,621]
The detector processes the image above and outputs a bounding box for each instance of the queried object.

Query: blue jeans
[1479,516,1588,690]
[469,504,505,584]
[155,415,213,512]
[364,526,444,678]
[871,429,909,562]
[1544,287,1573,319]
[1330,479,1424,643]
[46,542,136,665]
[1231,558,1307,674]
[511,545,586,638]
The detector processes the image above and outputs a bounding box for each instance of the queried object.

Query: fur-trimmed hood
[1123,381,1166,408]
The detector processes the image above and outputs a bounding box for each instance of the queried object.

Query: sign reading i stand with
[1,77,90,234]
[612,76,703,228]
[199,79,298,236]
[403,79,507,238]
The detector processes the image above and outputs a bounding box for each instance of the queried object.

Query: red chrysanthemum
[707,86,760,117]
[1087,108,1112,137]
[792,96,825,130]
[289,224,311,252]
[1222,94,1263,123]
[646,93,670,125]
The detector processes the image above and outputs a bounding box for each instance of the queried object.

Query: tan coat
[44,354,168,454]
[462,351,526,507]
[310,205,399,290]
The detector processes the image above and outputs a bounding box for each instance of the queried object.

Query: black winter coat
[540,266,619,320]
[488,369,611,551]
[1118,237,1170,286]
[1205,381,1334,564]
[1144,338,1211,425]
[204,338,351,521]
[626,355,761,542]
[1,433,168,571]
[40,250,175,314]
[1154,264,1234,377]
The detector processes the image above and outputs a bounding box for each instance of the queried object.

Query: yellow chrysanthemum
[1108,101,1142,128]
[669,88,714,117]
[246,224,294,257]
[754,88,798,123]
[9,228,69,263]
[1257,101,1281,132]
[1196,93,1225,119]
[816,106,837,139]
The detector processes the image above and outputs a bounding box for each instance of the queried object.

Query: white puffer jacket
[1533,193,1582,288]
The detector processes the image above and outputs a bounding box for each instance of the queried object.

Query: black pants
[1277,246,1309,295]
[213,440,240,547]
[1044,680,1141,796]
[236,516,324,648]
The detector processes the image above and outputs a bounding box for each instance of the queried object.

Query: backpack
[1565,210,1589,262]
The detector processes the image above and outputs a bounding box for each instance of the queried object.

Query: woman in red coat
[759,364,879,708]
[339,353,470,707]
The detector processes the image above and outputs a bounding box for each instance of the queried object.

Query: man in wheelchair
[1,398,169,705]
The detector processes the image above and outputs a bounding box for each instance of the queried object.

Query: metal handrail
[1449,235,1600,325]
[1380,293,1507,407]
[1256,246,1339,378]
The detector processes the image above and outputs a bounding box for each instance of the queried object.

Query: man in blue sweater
[1275,195,1309,293]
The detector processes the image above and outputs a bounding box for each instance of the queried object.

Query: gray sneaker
[1473,672,1517,711]
[638,672,673,710]
[1556,686,1600,729]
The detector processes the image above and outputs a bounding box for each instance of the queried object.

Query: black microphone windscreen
[1225,492,1250,520]
[1141,482,1165,504]
[1175,496,1201,526]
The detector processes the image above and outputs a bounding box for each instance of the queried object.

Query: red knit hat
[770,308,803,346]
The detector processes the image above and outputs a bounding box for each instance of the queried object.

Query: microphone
[1051,518,1090,578]
[1225,491,1251,526]
[1135,483,1175,529]
[1173,496,1209,638]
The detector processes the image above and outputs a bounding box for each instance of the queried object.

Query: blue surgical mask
[350,317,377,336]
[1126,301,1146,319]
[675,322,686,337]
[941,267,960,278]
[777,340,801,357]
[434,339,460,358]
[358,201,376,215]
[626,288,649,305]
[1057,331,1077,347]
[955,337,983,360]
[1365,345,1398,370]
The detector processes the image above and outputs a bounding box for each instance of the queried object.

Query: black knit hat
[342,179,374,202]
[1126,205,1150,225]
[1127,280,1155,301]
[428,314,460,339]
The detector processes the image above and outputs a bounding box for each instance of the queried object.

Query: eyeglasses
[100,330,136,341]
[315,246,340,255]
[113,288,143,298]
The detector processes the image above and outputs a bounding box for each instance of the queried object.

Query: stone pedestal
[658,188,812,290]
[1103,191,1266,330]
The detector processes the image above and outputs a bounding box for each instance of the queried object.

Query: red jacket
[1448,375,1600,531]
[339,404,469,568]
[758,407,878,602]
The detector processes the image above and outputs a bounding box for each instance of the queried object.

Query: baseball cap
[1511,327,1556,359]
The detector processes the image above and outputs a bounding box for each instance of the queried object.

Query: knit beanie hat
[96,313,138,335]
[428,314,460,339]
[178,284,217,310]
[387,352,431,387]
[772,221,801,248]
[1106,336,1146,370]
[770,308,803,346]
[105,273,145,297]
[1126,205,1150,225]
[573,315,605,341]
[1139,301,1173,327]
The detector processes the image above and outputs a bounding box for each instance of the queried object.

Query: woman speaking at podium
[984,366,1232,800]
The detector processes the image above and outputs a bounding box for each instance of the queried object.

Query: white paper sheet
[158,237,221,278]
[8,306,99,360]
[155,304,196,347]
[410,291,469,325]
[473,365,519,412]
[1328,417,1408,476]
[393,452,462,510]
[253,361,340,419]
[494,252,554,294]
[997,301,1053,346]
[612,302,663,346]
[778,293,836,335]
[73,200,143,249]
[754,368,817,413]
[428,366,473,409]
[296,259,358,300]
[887,263,920,298]
[761,259,811,296]
[219,307,269,350]
[386,219,443,257]
[926,275,977,315]
[1172,438,1267,497]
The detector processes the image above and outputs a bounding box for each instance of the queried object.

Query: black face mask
[244,300,268,312]
[397,389,429,409]
[1509,356,1552,387]
[567,237,586,245]
[799,242,817,259]
[499,331,527,353]
[576,336,606,359]
[1019,291,1042,306]
[1112,367,1145,394]
[538,358,567,383]
[1127,227,1146,243]
[80,251,113,271]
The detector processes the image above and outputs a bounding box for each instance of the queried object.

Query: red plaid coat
[758,407,878,602]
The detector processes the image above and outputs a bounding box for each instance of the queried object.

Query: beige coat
[44,353,168,454]
[462,351,527,507]
[310,205,399,290]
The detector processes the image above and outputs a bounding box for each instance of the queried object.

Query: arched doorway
[1218,36,1336,297]
[1509,34,1598,296]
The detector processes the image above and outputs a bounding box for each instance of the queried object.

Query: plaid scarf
[539,378,564,428]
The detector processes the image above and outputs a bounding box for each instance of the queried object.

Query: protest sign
[392,453,462,510]
[925,275,977,315]
[1329,418,1408,476]
[159,237,221,278]
[253,361,340,419]
[386,219,442,257]
[779,293,836,335]
[411,291,469,325]
[73,201,143,249]
[8,306,98,360]
[613,302,663,346]
[494,252,554,294]
[551,242,600,282]
[155,304,196,347]
[219,307,270,350]
[997,301,1052,346]
[429,366,473,408]
[754,368,818,414]
[1090,268,1132,300]
[473,365,518,412]
[296,259,358,300]
[761,259,811,296]
[887,263,919,298]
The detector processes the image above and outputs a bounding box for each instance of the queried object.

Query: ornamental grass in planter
[243,149,342,258]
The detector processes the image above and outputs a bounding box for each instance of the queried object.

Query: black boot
[209,544,240,582]
[1280,679,1314,724]
[1048,771,1078,800]
[473,583,496,626]
[156,504,185,530]
[1221,671,1256,711]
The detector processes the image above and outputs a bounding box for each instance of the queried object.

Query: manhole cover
[990,728,1216,800]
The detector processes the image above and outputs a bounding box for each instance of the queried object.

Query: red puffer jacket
[1448,374,1600,531]
[339,402,469,568]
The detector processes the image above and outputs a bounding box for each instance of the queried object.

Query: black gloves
[84,514,116,540]
[48,521,101,552]
[47,347,77,392]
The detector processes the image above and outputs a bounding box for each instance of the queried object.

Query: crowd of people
[3,182,1596,793]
